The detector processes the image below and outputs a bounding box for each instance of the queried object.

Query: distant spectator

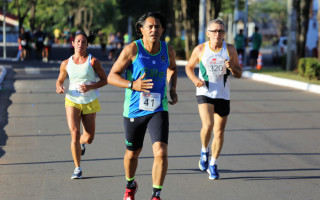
[18,27,30,61]
[249,26,262,69]
[69,33,75,55]
[234,29,245,57]
[54,28,61,44]
[63,28,70,45]
[115,32,123,44]
[108,33,116,60]
[34,26,45,60]
[43,32,52,62]
[306,19,318,58]
[98,31,106,53]
[113,42,123,61]
[123,32,130,45]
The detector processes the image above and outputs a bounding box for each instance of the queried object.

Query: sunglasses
[207,30,225,34]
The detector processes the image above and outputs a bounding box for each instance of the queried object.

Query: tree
[294,0,312,59]
[13,0,33,31]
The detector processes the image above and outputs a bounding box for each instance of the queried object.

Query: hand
[78,84,91,93]
[56,86,65,94]
[224,59,232,70]
[169,89,178,105]
[195,79,205,87]
[133,73,153,93]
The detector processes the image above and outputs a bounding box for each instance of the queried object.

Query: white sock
[210,158,217,166]
[201,146,209,152]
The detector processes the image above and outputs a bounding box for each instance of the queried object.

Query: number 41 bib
[139,92,161,111]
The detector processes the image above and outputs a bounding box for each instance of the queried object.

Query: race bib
[205,55,226,76]
[139,92,161,111]
[21,40,26,46]
[69,82,89,97]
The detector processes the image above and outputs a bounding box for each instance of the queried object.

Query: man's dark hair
[135,12,167,39]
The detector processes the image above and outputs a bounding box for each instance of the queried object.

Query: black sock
[126,179,135,189]
[152,188,161,198]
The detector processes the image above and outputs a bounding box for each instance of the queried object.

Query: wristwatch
[128,81,133,89]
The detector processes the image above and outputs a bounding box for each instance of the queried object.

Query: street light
[2,0,8,58]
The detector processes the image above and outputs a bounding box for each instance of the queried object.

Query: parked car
[271,36,296,64]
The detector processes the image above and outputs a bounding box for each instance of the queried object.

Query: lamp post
[2,0,7,58]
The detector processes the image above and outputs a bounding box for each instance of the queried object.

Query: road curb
[242,71,320,95]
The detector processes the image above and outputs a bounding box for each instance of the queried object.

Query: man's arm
[167,45,178,105]
[225,44,242,78]
[107,42,153,92]
[185,44,205,87]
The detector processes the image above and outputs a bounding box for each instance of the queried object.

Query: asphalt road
[0,61,320,200]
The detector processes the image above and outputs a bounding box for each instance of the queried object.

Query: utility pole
[198,0,206,44]
[234,0,239,37]
[286,0,293,71]
[2,0,7,58]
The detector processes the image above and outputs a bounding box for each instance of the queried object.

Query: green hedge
[297,58,320,80]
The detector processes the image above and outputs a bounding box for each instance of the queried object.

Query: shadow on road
[0,68,15,159]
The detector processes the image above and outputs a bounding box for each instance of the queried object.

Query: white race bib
[205,55,226,76]
[139,92,161,111]
[69,82,89,97]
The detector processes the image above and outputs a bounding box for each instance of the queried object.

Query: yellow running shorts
[65,98,101,114]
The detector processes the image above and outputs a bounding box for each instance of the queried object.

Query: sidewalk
[1,59,319,95]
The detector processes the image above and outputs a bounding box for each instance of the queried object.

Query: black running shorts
[196,95,230,117]
[123,111,169,151]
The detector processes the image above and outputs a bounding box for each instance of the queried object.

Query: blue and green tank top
[123,39,170,118]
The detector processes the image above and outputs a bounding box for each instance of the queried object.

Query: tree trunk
[296,0,311,59]
[15,0,32,31]
[213,0,222,19]
[206,0,212,24]
[29,1,36,32]
[174,2,182,38]
[168,0,176,38]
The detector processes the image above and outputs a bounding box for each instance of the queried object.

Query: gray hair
[206,19,225,31]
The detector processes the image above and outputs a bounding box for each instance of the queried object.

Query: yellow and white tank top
[197,41,231,100]
[66,54,99,104]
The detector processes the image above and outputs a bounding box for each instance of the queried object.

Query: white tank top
[65,54,99,104]
[196,41,231,100]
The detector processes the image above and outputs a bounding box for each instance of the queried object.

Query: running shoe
[199,150,209,171]
[123,181,138,200]
[207,164,220,180]
[81,144,86,156]
[151,197,162,200]
[71,167,82,179]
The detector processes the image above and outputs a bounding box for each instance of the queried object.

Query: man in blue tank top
[107,12,178,200]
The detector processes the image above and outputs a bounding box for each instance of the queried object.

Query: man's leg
[198,103,215,148]
[197,103,214,171]
[211,113,228,160]
[152,142,168,186]
[124,148,142,181]
[123,148,141,199]
[207,113,228,180]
